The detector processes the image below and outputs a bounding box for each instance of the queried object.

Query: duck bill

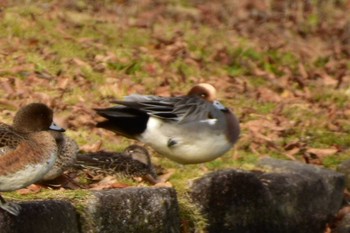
[49,122,66,132]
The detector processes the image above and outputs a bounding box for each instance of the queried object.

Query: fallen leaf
[306,147,339,158]
[157,168,176,183]
[80,141,103,152]
[89,176,130,190]
[17,184,43,195]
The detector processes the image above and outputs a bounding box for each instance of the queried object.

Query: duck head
[12,103,65,133]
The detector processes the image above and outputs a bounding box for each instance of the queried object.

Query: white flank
[139,117,232,164]
[0,152,57,191]
[200,119,217,125]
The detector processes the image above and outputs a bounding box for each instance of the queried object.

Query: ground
[1,0,350,232]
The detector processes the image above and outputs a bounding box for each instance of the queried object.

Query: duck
[40,132,79,182]
[95,83,240,164]
[76,145,157,183]
[0,103,64,215]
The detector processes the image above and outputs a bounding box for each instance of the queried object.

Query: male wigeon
[0,103,64,215]
[41,132,79,181]
[76,145,157,183]
[95,83,240,164]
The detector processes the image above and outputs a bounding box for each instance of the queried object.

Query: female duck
[40,132,79,182]
[0,103,64,215]
[76,145,157,183]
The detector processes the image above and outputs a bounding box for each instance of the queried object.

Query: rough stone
[81,187,180,233]
[337,159,350,189]
[0,200,79,233]
[190,158,345,233]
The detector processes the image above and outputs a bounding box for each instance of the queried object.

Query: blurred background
[1,0,350,231]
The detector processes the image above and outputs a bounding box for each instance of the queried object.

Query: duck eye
[200,93,207,99]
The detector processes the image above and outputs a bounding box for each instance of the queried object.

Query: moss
[3,189,92,213]
[177,193,208,232]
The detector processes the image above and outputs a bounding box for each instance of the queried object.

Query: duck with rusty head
[95,83,240,164]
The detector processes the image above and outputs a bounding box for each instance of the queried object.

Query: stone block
[81,187,180,233]
[0,200,79,233]
[190,158,345,233]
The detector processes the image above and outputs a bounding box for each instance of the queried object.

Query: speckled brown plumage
[0,133,56,176]
[76,145,157,180]
[0,103,62,216]
[41,133,79,181]
[0,123,24,149]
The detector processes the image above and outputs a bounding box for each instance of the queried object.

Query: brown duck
[0,103,64,215]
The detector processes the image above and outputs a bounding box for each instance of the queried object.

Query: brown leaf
[336,206,350,222]
[316,71,337,86]
[306,147,338,158]
[71,58,91,69]
[298,63,308,79]
[155,85,171,97]
[157,168,176,183]
[256,87,282,102]
[80,141,103,153]
[16,184,42,195]
[154,181,173,188]
[89,183,130,190]
[89,176,130,190]
[58,78,70,90]
[284,147,299,160]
